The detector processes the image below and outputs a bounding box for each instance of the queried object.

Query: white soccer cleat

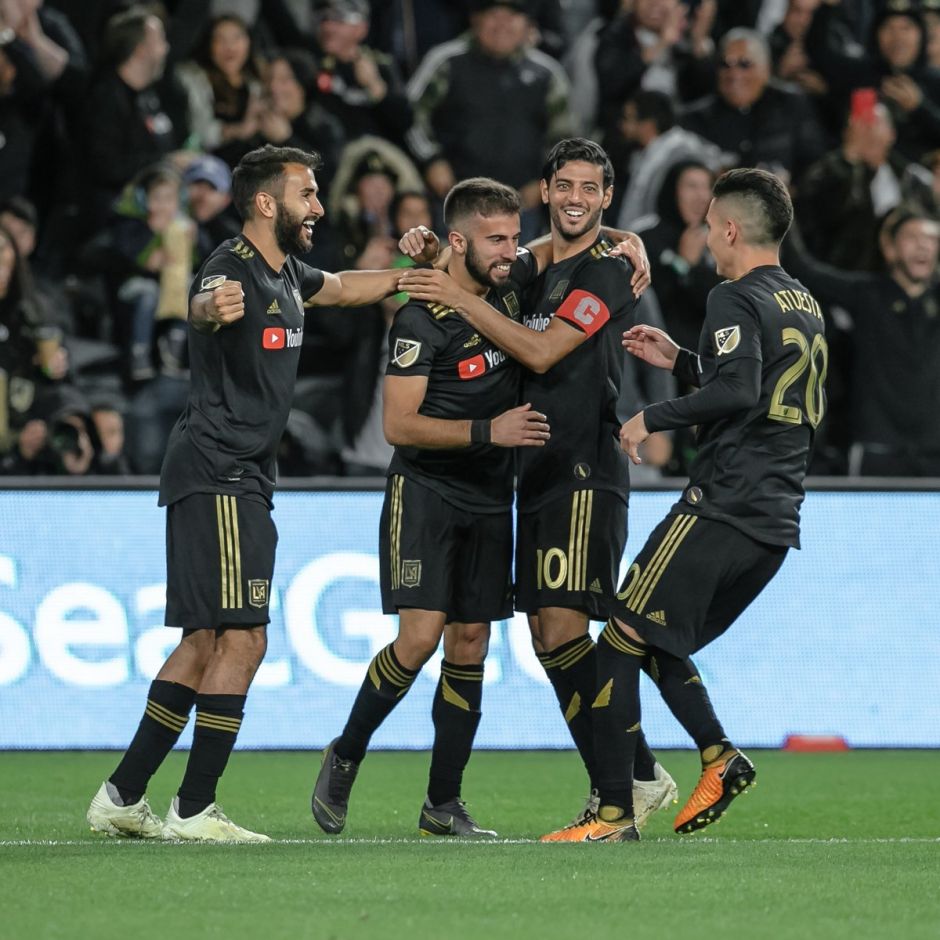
[633,762,679,829]
[86,780,164,838]
[162,798,271,843]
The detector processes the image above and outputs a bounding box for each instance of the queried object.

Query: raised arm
[304,268,402,308]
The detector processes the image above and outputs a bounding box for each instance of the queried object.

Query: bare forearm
[385,413,475,449]
[335,269,401,306]
[453,293,554,373]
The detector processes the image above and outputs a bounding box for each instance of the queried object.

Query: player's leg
[87,495,220,838]
[419,621,496,837]
[161,494,277,842]
[669,531,787,833]
[312,476,453,834]
[420,504,510,837]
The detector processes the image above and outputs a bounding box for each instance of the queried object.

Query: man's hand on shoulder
[606,231,651,297]
[191,279,245,332]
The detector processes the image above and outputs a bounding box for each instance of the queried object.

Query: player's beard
[550,201,603,242]
[274,200,310,256]
[465,239,506,289]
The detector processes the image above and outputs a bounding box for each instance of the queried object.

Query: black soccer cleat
[674,750,757,833]
[418,798,498,838]
[311,737,359,834]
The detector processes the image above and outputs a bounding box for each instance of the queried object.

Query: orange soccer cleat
[674,750,756,834]
[540,811,640,843]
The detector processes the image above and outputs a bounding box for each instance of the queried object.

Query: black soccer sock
[537,634,599,789]
[176,693,245,818]
[646,649,731,763]
[336,644,419,764]
[427,660,484,806]
[592,620,646,818]
[109,679,197,804]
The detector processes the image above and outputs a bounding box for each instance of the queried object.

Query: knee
[444,623,489,665]
[181,629,216,669]
[395,627,441,669]
[216,627,267,668]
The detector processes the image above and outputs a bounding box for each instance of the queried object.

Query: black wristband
[470,419,491,444]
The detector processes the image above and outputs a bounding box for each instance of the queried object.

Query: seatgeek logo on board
[0,549,548,691]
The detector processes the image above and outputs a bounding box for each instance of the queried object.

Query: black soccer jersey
[159,235,325,507]
[645,265,827,548]
[516,236,637,512]
[385,256,535,513]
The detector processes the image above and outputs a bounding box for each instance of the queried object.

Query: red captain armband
[555,290,611,337]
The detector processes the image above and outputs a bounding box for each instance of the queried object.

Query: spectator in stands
[0,221,77,474]
[327,138,425,266]
[682,27,827,183]
[90,399,131,474]
[0,32,47,203]
[175,14,264,167]
[82,6,184,228]
[100,163,193,384]
[406,0,573,209]
[594,0,717,138]
[260,49,345,186]
[785,207,940,476]
[308,0,413,147]
[182,154,241,261]
[795,102,932,272]
[804,2,940,162]
[632,159,720,354]
[612,89,725,228]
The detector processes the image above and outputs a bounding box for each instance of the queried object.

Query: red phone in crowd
[851,88,878,123]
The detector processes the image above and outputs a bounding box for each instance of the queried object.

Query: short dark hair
[231,145,322,220]
[712,167,793,246]
[541,137,614,190]
[630,91,675,134]
[101,5,154,67]
[443,177,521,230]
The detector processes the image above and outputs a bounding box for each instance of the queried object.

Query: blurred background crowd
[1,0,938,479]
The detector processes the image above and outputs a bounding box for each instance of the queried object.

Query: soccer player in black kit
[547,168,828,842]
[311,179,551,838]
[86,145,404,842]
[401,139,681,833]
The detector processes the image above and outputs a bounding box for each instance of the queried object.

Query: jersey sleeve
[703,282,763,364]
[555,256,636,337]
[295,260,326,301]
[189,250,245,304]
[386,304,446,377]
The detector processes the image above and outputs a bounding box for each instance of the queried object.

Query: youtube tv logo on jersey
[262,327,303,350]
[458,354,485,380]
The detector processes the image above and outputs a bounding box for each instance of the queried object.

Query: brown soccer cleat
[674,750,756,834]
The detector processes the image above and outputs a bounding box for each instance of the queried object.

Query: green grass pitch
[1,749,937,939]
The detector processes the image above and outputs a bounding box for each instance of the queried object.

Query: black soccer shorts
[515,488,628,620]
[165,493,277,630]
[604,511,787,658]
[379,474,513,623]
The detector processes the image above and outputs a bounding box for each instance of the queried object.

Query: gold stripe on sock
[441,676,470,711]
[564,691,581,723]
[145,704,187,732]
[195,713,242,733]
[145,699,188,731]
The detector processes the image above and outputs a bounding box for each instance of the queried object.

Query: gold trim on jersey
[590,238,614,259]
[426,302,456,320]
[566,490,594,592]
[230,239,255,260]
[621,514,697,617]
[215,495,243,610]
[389,475,404,590]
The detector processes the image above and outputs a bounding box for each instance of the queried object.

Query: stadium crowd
[1,0,938,478]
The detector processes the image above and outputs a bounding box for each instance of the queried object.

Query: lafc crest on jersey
[714,325,741,356]
[392,338,422,368]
